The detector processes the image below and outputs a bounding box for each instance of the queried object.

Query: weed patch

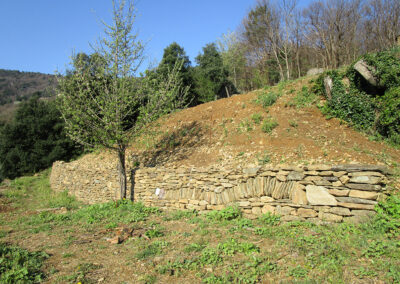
[0,243,48,283]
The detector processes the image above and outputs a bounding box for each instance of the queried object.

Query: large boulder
[353,60,380,87]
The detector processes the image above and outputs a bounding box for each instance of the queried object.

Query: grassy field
[0,171,400,283]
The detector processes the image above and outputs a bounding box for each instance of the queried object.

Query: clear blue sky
[0,0,258,75]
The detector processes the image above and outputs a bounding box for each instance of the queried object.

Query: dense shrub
[0,96,82,180]
[314,48,400,144]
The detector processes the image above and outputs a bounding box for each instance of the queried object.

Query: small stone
[339,176,350,184]
[189,200,199,205]
[107,236,121,244]
[349,190,379,200]
[178,199,188,204]
[318,212,343,222]
[304,171,319,176]
[297,208,318,218]
[306,185,337,206]
[222,183,234,188]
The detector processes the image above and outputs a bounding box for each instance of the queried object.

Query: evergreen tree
[0,96,81,180]
[194,43,235,103]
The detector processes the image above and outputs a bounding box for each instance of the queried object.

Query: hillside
[0,69,56,121]
[126,76,400,172]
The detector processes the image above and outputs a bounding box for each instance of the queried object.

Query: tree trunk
[117,147,127,200]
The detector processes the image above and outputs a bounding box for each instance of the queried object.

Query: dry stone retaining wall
[51,161,392,223]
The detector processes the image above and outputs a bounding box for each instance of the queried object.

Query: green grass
[1,171,400,283]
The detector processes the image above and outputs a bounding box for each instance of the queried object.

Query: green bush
[373,195,400,236]
[261,118,278,133]
[376,86,400,144]
[255,91,279,108]
[206,206,241,221]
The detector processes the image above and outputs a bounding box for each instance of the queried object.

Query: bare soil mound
[129,77,400,169]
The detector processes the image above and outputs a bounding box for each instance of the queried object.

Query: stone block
[314,180,332,186]
[349,176,381,184]
[351,209,376,217]
[329,207,351,216]
[332,181,343,187]
[281,215,303,222]
[305,176,322,181]
[252,207,262,215]
[337,202,375,210]
[333,171,347,177]
[287,171,305,181]
[262,205,275,214]
[189,200,199,205]
[304,171,319,176]
[179,199,189,204]
[199,200,208,206]
[349,190,378,200]
[291,184,308,205]
[336,197,377,205]
[297,208,318,218]
[306,165,332,171]
[328,188,349,197]
[243,167,261,175]
[276,206,294,216]
[261,196,275,203]
[349,171,383,177]
[319,171,334,176]
[345,183,382,191]
[276,175,287,182]
[306,185,337,206]
[339,176,350,184]
[318,212,343,222]
[238,201,251,207]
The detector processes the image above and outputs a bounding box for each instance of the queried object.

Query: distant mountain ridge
[0,69,56,121]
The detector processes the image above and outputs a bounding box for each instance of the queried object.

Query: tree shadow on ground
[135,121,206,167]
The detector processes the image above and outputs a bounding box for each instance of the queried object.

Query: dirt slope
[130,77,400,170]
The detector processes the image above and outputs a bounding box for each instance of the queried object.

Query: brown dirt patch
[129,77,400,169]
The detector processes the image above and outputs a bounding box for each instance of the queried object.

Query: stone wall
[51,160,393,223]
